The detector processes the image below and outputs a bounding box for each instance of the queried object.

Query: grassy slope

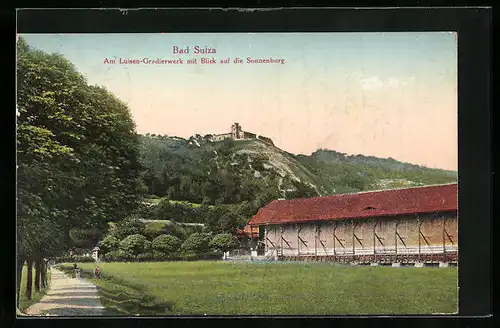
[62,261,457,315]
[18,265,51,312]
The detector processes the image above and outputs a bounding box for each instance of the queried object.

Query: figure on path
[73,263,78,279]
[94,266,101,279]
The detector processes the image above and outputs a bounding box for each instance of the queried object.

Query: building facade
[247,183,458,265]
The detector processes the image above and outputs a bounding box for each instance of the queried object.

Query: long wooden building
[247,183,458,265]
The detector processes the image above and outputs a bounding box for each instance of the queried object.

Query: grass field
[18,265,51,312]
[59,261,458,315]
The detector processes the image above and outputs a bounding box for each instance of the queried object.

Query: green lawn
[59,261,458,315]
[18,265,51,312]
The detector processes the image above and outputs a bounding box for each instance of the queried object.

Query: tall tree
[16,37,142,304]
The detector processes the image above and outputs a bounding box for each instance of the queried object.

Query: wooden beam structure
[333,221,345,254]
[297,225,300,255]
[315,225,328,255]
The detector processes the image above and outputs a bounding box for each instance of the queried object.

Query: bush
[153,250,168,261]
[119,234,150,256]
[136,252,154,262]
[209,233,239,253]
[179,251,223,261]
[143,220,188,241]
[181,232,212,254]
[144,240,152,252]
[103,249,133,262]
[113,217,146,240]
[152,234,182,256]
[98,235,120,255]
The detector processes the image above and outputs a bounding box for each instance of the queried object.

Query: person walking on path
[72,263,78,278]
[94,267,101,279]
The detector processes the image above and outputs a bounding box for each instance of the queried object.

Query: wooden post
[297,225,300,256]
[333,222,336,255]
[280,226,283,254]
[352,220,355,255]
[373,220,377,259]
[417,218,421,262]
[264,225,268,253]
[442,216,446,254]
[395,220,399,261]
[315,225,318,256]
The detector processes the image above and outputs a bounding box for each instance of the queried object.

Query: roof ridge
[271,182,458,203]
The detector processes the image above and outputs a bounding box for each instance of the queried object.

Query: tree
[69,228,103,249]
[119,234,150,256]
[209,233,239,253]
[152,235,182,256]
[206,206,239,235]
[16,37,142,303]
[180,233,212,254]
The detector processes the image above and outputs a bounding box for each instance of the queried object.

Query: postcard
[16,30,459,316]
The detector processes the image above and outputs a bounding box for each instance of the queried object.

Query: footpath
[23,268,105,316]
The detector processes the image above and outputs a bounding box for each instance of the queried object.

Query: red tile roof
[248,183,458,226]
[235,226,259,238]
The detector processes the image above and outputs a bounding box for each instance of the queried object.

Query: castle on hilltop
[206,123,274,146]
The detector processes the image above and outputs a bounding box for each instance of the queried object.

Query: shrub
[181,232,212,254]
[209,233,239,253]
[179,251,223,261]
[119,234,149,256]
[136,252,154,262]
[98,235,120,255]
[113,217,146,240]
[103,249,133,262]
[153,250,168,261]
[152,234,182,256]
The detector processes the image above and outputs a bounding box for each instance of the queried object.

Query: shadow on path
[23,269,104,317]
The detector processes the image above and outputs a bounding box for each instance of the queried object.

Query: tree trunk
[34,258,41,292]
[40,259,46,289]
[16,257,25,308]
[25,258,33,300]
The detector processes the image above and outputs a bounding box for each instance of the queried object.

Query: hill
[139,134,457,202]
[136,134,457,230]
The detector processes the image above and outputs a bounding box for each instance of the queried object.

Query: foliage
[205,206,240,235]
[180,233,212,254]
[103,249,133,262]
[69,228,103,249]
[137,134,457,215]
[152,235,182,256]
[119,234,150,256]
[112,218,146,240]
[16,36,142,261]
[209,234,239,253]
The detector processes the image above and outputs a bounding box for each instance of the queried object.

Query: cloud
[360,76,413,90]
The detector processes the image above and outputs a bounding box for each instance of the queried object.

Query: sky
[20,32,458,171]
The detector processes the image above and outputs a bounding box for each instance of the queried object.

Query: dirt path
[24,268,105,316]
